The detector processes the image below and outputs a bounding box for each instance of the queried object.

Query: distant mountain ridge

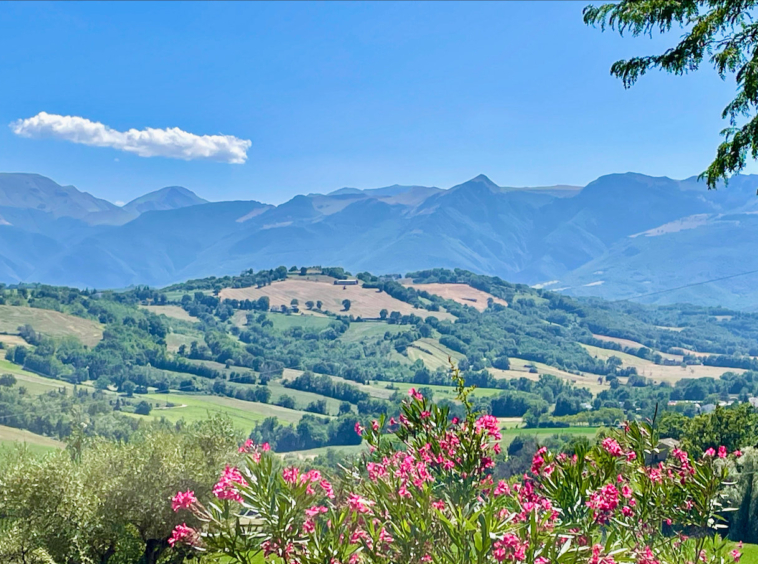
[2,171,758,309]
[123,186,207,215]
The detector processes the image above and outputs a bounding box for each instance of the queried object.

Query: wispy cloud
[10,112,251,164]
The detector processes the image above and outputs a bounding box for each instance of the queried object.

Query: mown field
[0,424,64,455]
[140,304,198,322]
[219,278,455,320]
[0,304,104,346]
[400,281,508,311]
[580,343,742,384]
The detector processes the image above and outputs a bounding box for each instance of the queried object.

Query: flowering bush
[170,367,741,564]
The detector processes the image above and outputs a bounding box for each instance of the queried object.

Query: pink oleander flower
[735,450,743,457]
[171,490,197,512]
[602,437,623,457]
[494,480,511,496]
[238,438,255,453]
[355,422,364,436]
[587,483,619,523]
[347,493,375,514]
[732,550,742,562]
[421,410,431,419]
[371,420,379,431]
[320,479,335,498]
[492,533,528,562]
[282,466,300,484]
[637,546,660,564]
[168,523,196,547]
[306,505,329,517]
[213,465,247,502]
[432,499,446,510]
[475,414,502,441]
[531,446,547,474]
[718,445,728,459]
[408,387,424,401]
[378,527,394,545]
[704,447,716,458]
[261,442,271,451]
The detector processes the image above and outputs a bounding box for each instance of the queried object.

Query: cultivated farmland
[401,281,508,311]
[220,278,455,320]
[140,304,198,322]
[0,305,103,347]
[580,344,744,384]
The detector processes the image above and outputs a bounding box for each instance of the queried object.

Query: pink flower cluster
[212,465,247,502]
[168,523,197,547]
[474,414,502,441]
[282,466,335,498]
[171,490,197,511]
[238,438,271,454]
[587,483,619,524]
[408,387,424,401]
[601,437,623,457]
[492,533,528,562]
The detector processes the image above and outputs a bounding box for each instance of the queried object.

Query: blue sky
[0,1,741,204]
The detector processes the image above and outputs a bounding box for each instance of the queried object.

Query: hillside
[3,267,758,454]
[2,171,758,306]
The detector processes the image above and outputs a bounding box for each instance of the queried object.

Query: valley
[3,266,758,455]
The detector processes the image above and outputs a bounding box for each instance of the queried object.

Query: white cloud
[10,112,251,164]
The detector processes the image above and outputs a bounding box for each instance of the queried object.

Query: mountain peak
[0,172,121,222]
[450,174,500,192]
[123,186,207,215]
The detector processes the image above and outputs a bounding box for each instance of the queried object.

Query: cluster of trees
[0,383,142,442]
[249,413,362,452]
[284,371,369,404]
[0,416,241,564]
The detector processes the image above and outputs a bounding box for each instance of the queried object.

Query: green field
[266,313,333,332]
[406,337,464,370]
[738,543,758,564]
[131,391,313,428]
[386,381,505,400]
[266,380,343,414]
[0,305,104,346]
[281,443,367,459]
[0,424,64,455]
[0,358,74,395]
[500,426,599,446]
[340,322,405,343]
[165,332,201,353]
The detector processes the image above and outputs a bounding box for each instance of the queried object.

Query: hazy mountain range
[1,171,758,309]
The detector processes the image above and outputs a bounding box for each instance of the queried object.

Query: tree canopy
[584,0,758,188]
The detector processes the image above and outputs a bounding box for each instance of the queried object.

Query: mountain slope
[0,173,129,224]
[2,171,758,309]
